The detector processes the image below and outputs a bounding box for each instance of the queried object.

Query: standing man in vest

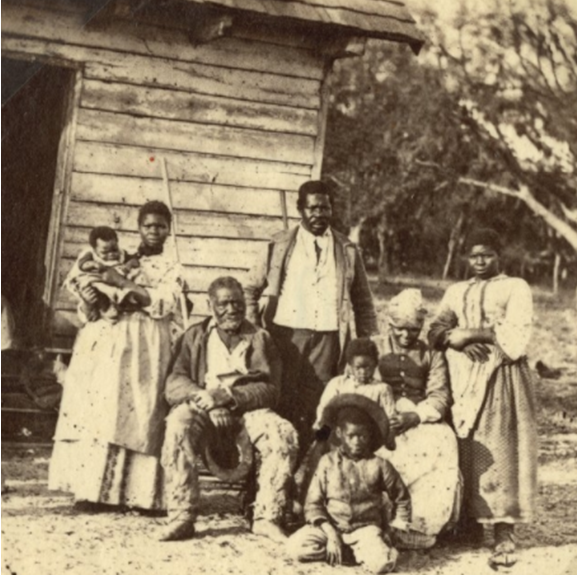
[244,180,378,455]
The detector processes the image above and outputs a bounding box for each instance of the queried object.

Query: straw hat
[318,393,396,451]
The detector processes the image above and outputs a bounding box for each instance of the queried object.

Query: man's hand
[463,343,491,363]
[320,523,342,566]
[209,407,235,430]
[390,412,420,436]
[191,388,232,412]
[191,390,217,411]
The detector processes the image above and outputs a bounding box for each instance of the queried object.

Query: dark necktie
[314,239,322,265]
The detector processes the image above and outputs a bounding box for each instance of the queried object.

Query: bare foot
[251,520,287,543]
[489,541,517,568]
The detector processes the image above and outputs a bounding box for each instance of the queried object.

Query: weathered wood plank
[69,173,300,219]
[0,3,325,80]
[64,202,295,240]
[235,0,414,21]
[4,0,86,15]
[84,57,320,110]
[195,0,421,39]
[73,141,311,191]
[52,309,82,334]
[51,309,210,337]
[81,79,318,136]
[75,109,315,165]
[56,258,250,295]
[1,36,320,110]
[57,287,214,318]
[61,230,267,270]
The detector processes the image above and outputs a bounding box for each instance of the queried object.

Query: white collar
[298,223,331,243]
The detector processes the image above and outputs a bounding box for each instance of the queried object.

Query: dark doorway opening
[2,61,73,347]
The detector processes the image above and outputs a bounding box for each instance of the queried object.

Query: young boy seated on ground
[65,226,141,322]
[287,394,411,574]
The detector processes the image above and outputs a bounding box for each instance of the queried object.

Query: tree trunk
[443,210,466,279]
[376,213,389,284]
[552,252,562,295]
[348,216,366,245]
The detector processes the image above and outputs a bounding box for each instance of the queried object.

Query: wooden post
[279,190,289,230]
[160,157,190,328]
[44,68,82,312]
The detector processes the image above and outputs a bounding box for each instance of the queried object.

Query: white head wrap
[388,288,427,328]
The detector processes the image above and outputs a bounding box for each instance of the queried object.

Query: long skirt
[49,440,164,510]
[459,358,537,524]
[48,312,171,510]
[378,421,460,544]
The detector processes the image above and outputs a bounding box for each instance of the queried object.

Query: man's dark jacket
[165,318,281,413]
[243,226,378,363]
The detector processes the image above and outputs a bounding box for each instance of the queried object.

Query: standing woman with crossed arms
[428,228,537,568]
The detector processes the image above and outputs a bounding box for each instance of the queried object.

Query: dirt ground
[2,279,577,575]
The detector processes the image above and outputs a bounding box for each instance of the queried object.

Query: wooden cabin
[1,1,423,440]
[2,0,423,353]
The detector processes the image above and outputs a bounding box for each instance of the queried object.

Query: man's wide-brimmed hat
[318,393,396,451]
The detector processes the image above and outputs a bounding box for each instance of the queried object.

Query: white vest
[274,226,339,331]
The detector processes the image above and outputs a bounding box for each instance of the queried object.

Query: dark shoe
[158,513,196,542]
[72,501,120,513]
[451,519,485,545]
[135,507,167,518]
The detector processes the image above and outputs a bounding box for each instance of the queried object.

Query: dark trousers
[270,325,340,455]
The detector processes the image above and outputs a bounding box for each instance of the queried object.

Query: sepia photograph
[1,0,576,573]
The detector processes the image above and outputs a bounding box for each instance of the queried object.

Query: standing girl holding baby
[49,201,186,512]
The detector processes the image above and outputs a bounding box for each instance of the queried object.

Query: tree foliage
[322,0,577,288]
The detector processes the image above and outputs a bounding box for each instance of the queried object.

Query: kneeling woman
[49,201,186,511]
[375,289,460,549]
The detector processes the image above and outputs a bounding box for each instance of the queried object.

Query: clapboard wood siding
[64,203,299,240]
[52,310,211,338]
[1,0,339,342]
[1,4,326,80]
[70,173,300,218]
[81,80,318,135]
[72,142,310,191]
[56,258,250,296]
[75,109,315,164]
[61,229,267,269]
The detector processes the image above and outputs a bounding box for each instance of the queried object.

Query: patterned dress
[49,251,185,510]
[428,274,537,524]
[374,334,460,545]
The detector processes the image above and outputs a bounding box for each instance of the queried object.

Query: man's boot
[158,510,196,541]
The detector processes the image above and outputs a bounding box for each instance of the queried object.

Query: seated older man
[159,276,298,542]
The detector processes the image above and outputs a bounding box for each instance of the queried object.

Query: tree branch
[459,177,577,251]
